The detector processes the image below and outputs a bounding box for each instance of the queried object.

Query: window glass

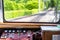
[3,0,60,22]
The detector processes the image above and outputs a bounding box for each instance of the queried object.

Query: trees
[4,0,60,11]
[25,1,38,10]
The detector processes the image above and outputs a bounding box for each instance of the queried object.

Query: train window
[2,0,60,23]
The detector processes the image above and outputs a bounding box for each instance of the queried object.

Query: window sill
[0,23,57,28]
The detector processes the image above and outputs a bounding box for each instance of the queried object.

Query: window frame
[2,0,60,24]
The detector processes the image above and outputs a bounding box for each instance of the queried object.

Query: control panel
[0,28,41,40]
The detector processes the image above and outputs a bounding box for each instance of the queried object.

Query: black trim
[2,0,60,24]
[2,0,6,22]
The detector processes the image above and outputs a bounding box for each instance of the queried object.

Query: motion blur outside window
[3,0,60,23]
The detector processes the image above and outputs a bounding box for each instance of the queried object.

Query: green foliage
[57,0,60,10]
[25,1,38,10]
[24,10,32,16]
[5,10,32,19]
[43,0,57,9]
[4,0,39,19]
[4,0,25,11]
[5,10,24,19]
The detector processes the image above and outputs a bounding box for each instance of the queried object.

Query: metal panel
[52,35,60,40]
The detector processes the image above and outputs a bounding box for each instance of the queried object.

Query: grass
[4,9,38,19]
